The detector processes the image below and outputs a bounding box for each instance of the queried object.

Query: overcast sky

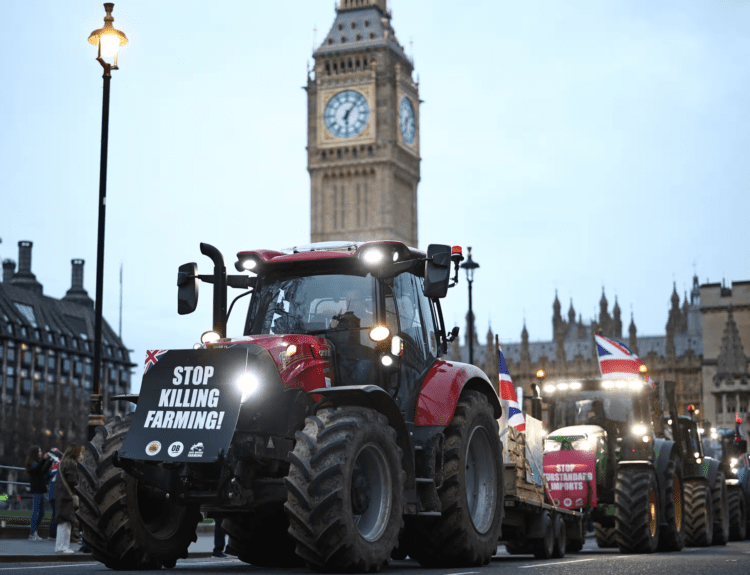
[2,1,749,392]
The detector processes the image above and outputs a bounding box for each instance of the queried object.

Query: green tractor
[543,377,684,553]
[700,422,748,541]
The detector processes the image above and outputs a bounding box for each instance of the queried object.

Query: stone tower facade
[307,0,420,247]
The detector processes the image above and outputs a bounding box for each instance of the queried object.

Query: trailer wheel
[76,415,201,570]
[614,468,659,553]
[658,454,685,551]
[533,510,555,559]
[684,480,714,546]
[594,523,617,548]
[728,488,747,541]
[224,510,304,567]
[285,407,404,572]
[410,391,504,568]
[709,472,729,545]
[551,514,566,558]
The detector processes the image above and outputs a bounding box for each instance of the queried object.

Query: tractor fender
[653,439,678,486]
[685,457,720,485]
[312,385,415,488]
[414,360,501,426]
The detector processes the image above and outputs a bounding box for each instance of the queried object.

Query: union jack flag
[144,349,168,375]
[498,344,525,431]
[594,334,654,388]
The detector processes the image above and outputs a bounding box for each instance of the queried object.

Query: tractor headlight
[544,439,563,452]
[632,424,648,436]
[731,458,738,466]
[369,326,390,342]
[571,437,593,451]
[237,373,260,403]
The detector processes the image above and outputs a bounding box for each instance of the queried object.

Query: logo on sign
[168,442,184,457]
[188,443,204,458]
[145,441,161,456]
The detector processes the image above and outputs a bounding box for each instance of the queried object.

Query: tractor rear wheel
[711,472,729,545]
[684,480,714,546]
[285,407,404,572]
[594,523,617,548]
[410,391,504,568]
[614,468,659,553]
[77,415,201,570]
[224,509,303,567]
[727,488,747,541]
[659,454,685,551]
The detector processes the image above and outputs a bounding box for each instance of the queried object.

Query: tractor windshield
[244,273,378,338]
[548,391,639,431]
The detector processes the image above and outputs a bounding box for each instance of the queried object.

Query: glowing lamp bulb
[201,331,221,344]
[363,250,384,265]
[369,326,390,342]
[381,355,394,367]
[237,373,259,403]
[100,32,121,58]
[242,259,257,271]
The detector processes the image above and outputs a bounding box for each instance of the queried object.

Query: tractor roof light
[201,330,221,344]
[362,248,385,265]
[557,383,569,391]
[543,384,556,394]
[569,381,582,390]
[632,424,648,436]
[235,253,261,272]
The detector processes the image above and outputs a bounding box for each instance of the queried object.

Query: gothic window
[356,184,361,226]
[339,186,346,229]
[364,182,369,224]
[370,32,375,39]
[333,185,338,229]
[341,36,346,43]
[328,38,334,45]
[364,19,370,27]
[351,21,356,29]
[357,34,362,41]
[338,23,343,31]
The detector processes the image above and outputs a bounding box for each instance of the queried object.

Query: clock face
[324,90,370,139]
[399,96,416,145]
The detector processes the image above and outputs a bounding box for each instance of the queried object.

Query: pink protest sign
[543,450,597,509]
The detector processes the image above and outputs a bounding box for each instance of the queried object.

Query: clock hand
[343,104,354,124]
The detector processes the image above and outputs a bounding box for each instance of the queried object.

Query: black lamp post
[460,247,479,365]
[87,3,128,440]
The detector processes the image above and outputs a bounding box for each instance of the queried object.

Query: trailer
[500,417,587,558]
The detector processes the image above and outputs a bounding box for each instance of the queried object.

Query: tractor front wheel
[614,468,659,553]
[76,415,201,570]
[712,472,729,545]
[684,480,714,546]
[224,509,303,567]
[727,488,747,541]
[285,407,404,572]
[594,523,617,548]
[659,454,685,551]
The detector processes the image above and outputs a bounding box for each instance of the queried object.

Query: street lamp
[87,3,128,440]
[460,247,479,365]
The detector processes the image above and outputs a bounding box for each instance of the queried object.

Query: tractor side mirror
[424,244,451,298]
[177,262,199,315]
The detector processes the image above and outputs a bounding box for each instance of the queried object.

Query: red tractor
[77,241,506,571]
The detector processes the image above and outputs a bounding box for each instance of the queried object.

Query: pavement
[0,525,216,563]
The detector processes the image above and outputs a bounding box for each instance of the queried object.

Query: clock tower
[307,0,420,247]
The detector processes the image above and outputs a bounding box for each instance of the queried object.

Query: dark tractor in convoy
[542,377,684,554]
[76,241,506,571]
[701,422,749,541]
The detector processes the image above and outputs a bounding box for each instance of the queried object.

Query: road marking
[519,558,597,568]
[444,572,479,575]
[0,564,93,571]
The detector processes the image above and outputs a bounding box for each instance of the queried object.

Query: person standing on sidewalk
[54,444,81,554]
[24,445,52,541]
[46,448,62,541]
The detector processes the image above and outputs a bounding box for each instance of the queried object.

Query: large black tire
[594,523,617,548]
[728,488,747,541]
[284,406,405,572]
[614,468,659,553]
[409,391,504,568]
[533,510,555,559]
[551,513,566,558]
[711,472,729,545]
[684,480,713,546]
[224,509,304,567]
[77,415,201,570]
[658,455,685,551]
